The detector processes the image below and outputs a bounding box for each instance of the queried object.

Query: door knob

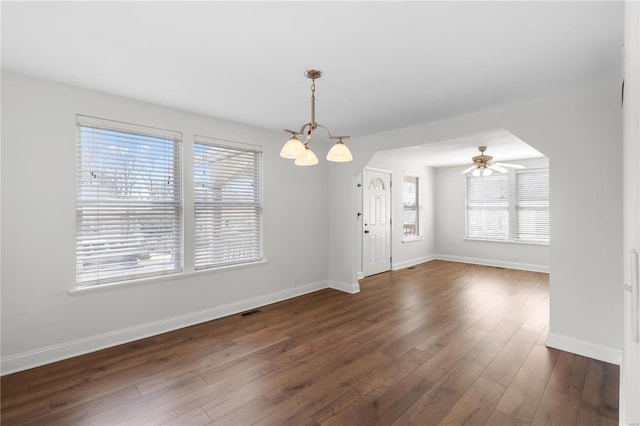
[364,230,370,234]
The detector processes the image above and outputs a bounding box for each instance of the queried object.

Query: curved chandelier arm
[284,124,351,142]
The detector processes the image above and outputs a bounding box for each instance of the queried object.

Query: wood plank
[530,387,581,426]
[495,344,559,423]
[547,351,590,398]
[412,327,487,383]
[210,396,275,425]
[254,351,398,425]
[321,373,430,426]
[521,297,550,333]
[580,359,620,420]
[462,333,508,367]
[485,408,530,426]
[81,374,210,426]
[437,376,505,425]
[160,407,212,426]
[392,359,485,425]
[480,328,540,387]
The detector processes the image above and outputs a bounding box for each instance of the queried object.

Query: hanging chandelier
[280,70,352,166]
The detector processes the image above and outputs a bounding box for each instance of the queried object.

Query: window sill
[69,258,269,296]
[402,236,424,243]
[463,237,549,246]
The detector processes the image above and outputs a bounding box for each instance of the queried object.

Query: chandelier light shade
[295,145,319,166]
[326,138,353,162]
[279,136,306,159]
[281,70,352,166]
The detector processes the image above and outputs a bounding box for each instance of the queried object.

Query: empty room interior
[1,2,639,425]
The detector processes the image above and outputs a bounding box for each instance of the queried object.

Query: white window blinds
[516,168,550,243]
[194,137,262,270]
[76,116,182,285]
[466,174,509,240]
[403,175,419,238]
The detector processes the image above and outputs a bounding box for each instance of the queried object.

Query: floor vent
[407,267,416,270]
[241,309,261,317]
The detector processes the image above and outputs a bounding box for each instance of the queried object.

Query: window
[403,175,420,238]
[194,136,262,270]
[516,169,549,243]
[76,117,264,289]
[466,174,509,240]
[76,116,182,285]
[369,177,385,190]
[465,167,549,244]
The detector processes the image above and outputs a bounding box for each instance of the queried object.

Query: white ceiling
[377,129,544,167]
[1,1,623,162]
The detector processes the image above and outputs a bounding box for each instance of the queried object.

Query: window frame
[464,167,549,245]
[74,116,265,292]
[515,168,550,244]
[75,115,183,287]
[465,173,510,241]
[193,135,264,271]
[402,174,421,240]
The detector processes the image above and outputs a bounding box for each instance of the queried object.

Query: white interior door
[363,169,391,277]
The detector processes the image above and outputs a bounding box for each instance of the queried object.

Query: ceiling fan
[461,146,525,177]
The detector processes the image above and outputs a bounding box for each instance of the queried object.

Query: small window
[466,174,509,240]
[194,136,263,270]
[516,168,550,243]
[76,116,182,285]
[403,175,419,239]
[369,177,385,190]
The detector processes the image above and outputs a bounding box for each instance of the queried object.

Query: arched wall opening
[356,129,549,279]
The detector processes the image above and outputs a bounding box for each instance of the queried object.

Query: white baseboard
[434,254,549,273]
[546,332,623,365]
[328,280,361,294]
[393,255,436,271]
[1,280,329,375]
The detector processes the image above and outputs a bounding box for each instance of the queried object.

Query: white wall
[0,72,332,373]
[364,153,436,272]
[435,157,550,272]
[329,84,623,363]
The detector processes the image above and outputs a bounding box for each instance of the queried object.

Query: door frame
[362,167,393,277]
[621,1,640,422]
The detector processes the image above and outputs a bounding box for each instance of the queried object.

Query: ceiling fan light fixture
[281,70,352,166]
[463,146,523,176]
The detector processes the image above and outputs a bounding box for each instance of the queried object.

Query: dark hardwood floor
[1,261,619,425]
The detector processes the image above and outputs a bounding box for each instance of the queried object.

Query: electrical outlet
[294,278,300,287]
[513,256,519,262]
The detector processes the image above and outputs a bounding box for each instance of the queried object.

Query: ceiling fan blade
[494,162,525,169]
[489,164,509,173]
[461,165,477,174]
